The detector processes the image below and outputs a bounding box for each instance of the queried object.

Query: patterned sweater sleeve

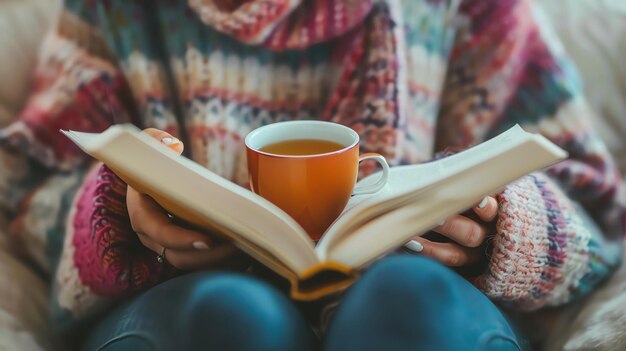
[438,0,625,311]
[0,5,172,331]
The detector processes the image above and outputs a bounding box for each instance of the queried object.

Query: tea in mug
[260,139,345,156]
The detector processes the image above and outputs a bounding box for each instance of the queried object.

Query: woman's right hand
[126,128,239,270]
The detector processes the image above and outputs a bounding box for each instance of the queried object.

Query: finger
[411,237,483,267]
[143,128,184,155]
[130,191,212,250]
[472,196,498,223]
[433,215,487,248]
[137,234,238,271]
[136,230,162,253]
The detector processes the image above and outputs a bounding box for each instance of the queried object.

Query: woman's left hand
[405,196,498,267]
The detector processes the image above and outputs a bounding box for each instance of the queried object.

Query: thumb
[143,128,184,155]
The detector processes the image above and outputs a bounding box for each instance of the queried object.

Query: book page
[316,125,529,257]
[62,126,320,275]
[318,125,567,265]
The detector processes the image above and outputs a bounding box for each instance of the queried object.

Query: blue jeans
[82,256,523,351]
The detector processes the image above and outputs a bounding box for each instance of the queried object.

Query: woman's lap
[83,255,522,351]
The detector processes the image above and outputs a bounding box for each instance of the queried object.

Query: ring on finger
[157,246,167,264]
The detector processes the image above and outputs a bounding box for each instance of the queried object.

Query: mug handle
[352,153,390,195]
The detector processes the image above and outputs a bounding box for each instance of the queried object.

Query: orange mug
[245,121,389,241]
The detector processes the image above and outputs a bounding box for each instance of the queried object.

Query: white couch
[0,1,60,350]
[534,2,626,350]
[0,1,624,350]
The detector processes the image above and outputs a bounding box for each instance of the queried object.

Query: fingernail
[438,219,446,226]
[404,240,424,253]
[161,137,181,145]
[193,241,210,250]
[478,197,489,209]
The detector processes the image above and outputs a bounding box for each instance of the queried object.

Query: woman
[0,0,623,350]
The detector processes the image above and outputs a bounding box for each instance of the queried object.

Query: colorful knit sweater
[0,0,624,333]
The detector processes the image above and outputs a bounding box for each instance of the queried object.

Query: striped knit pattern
[189,0,374,50]
[0,0,623,331]
[0,32,135,170]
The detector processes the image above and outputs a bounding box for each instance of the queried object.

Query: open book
[61,124,567,300]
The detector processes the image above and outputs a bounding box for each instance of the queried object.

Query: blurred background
[0,0,623,350]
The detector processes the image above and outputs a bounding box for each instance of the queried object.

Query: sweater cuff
[474,173,593,311]
[53,164,176,327]
[72,164,173,295]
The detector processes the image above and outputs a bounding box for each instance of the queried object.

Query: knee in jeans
[362,255,463,301]
[178,273,312,350]
[182,273,284,326]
